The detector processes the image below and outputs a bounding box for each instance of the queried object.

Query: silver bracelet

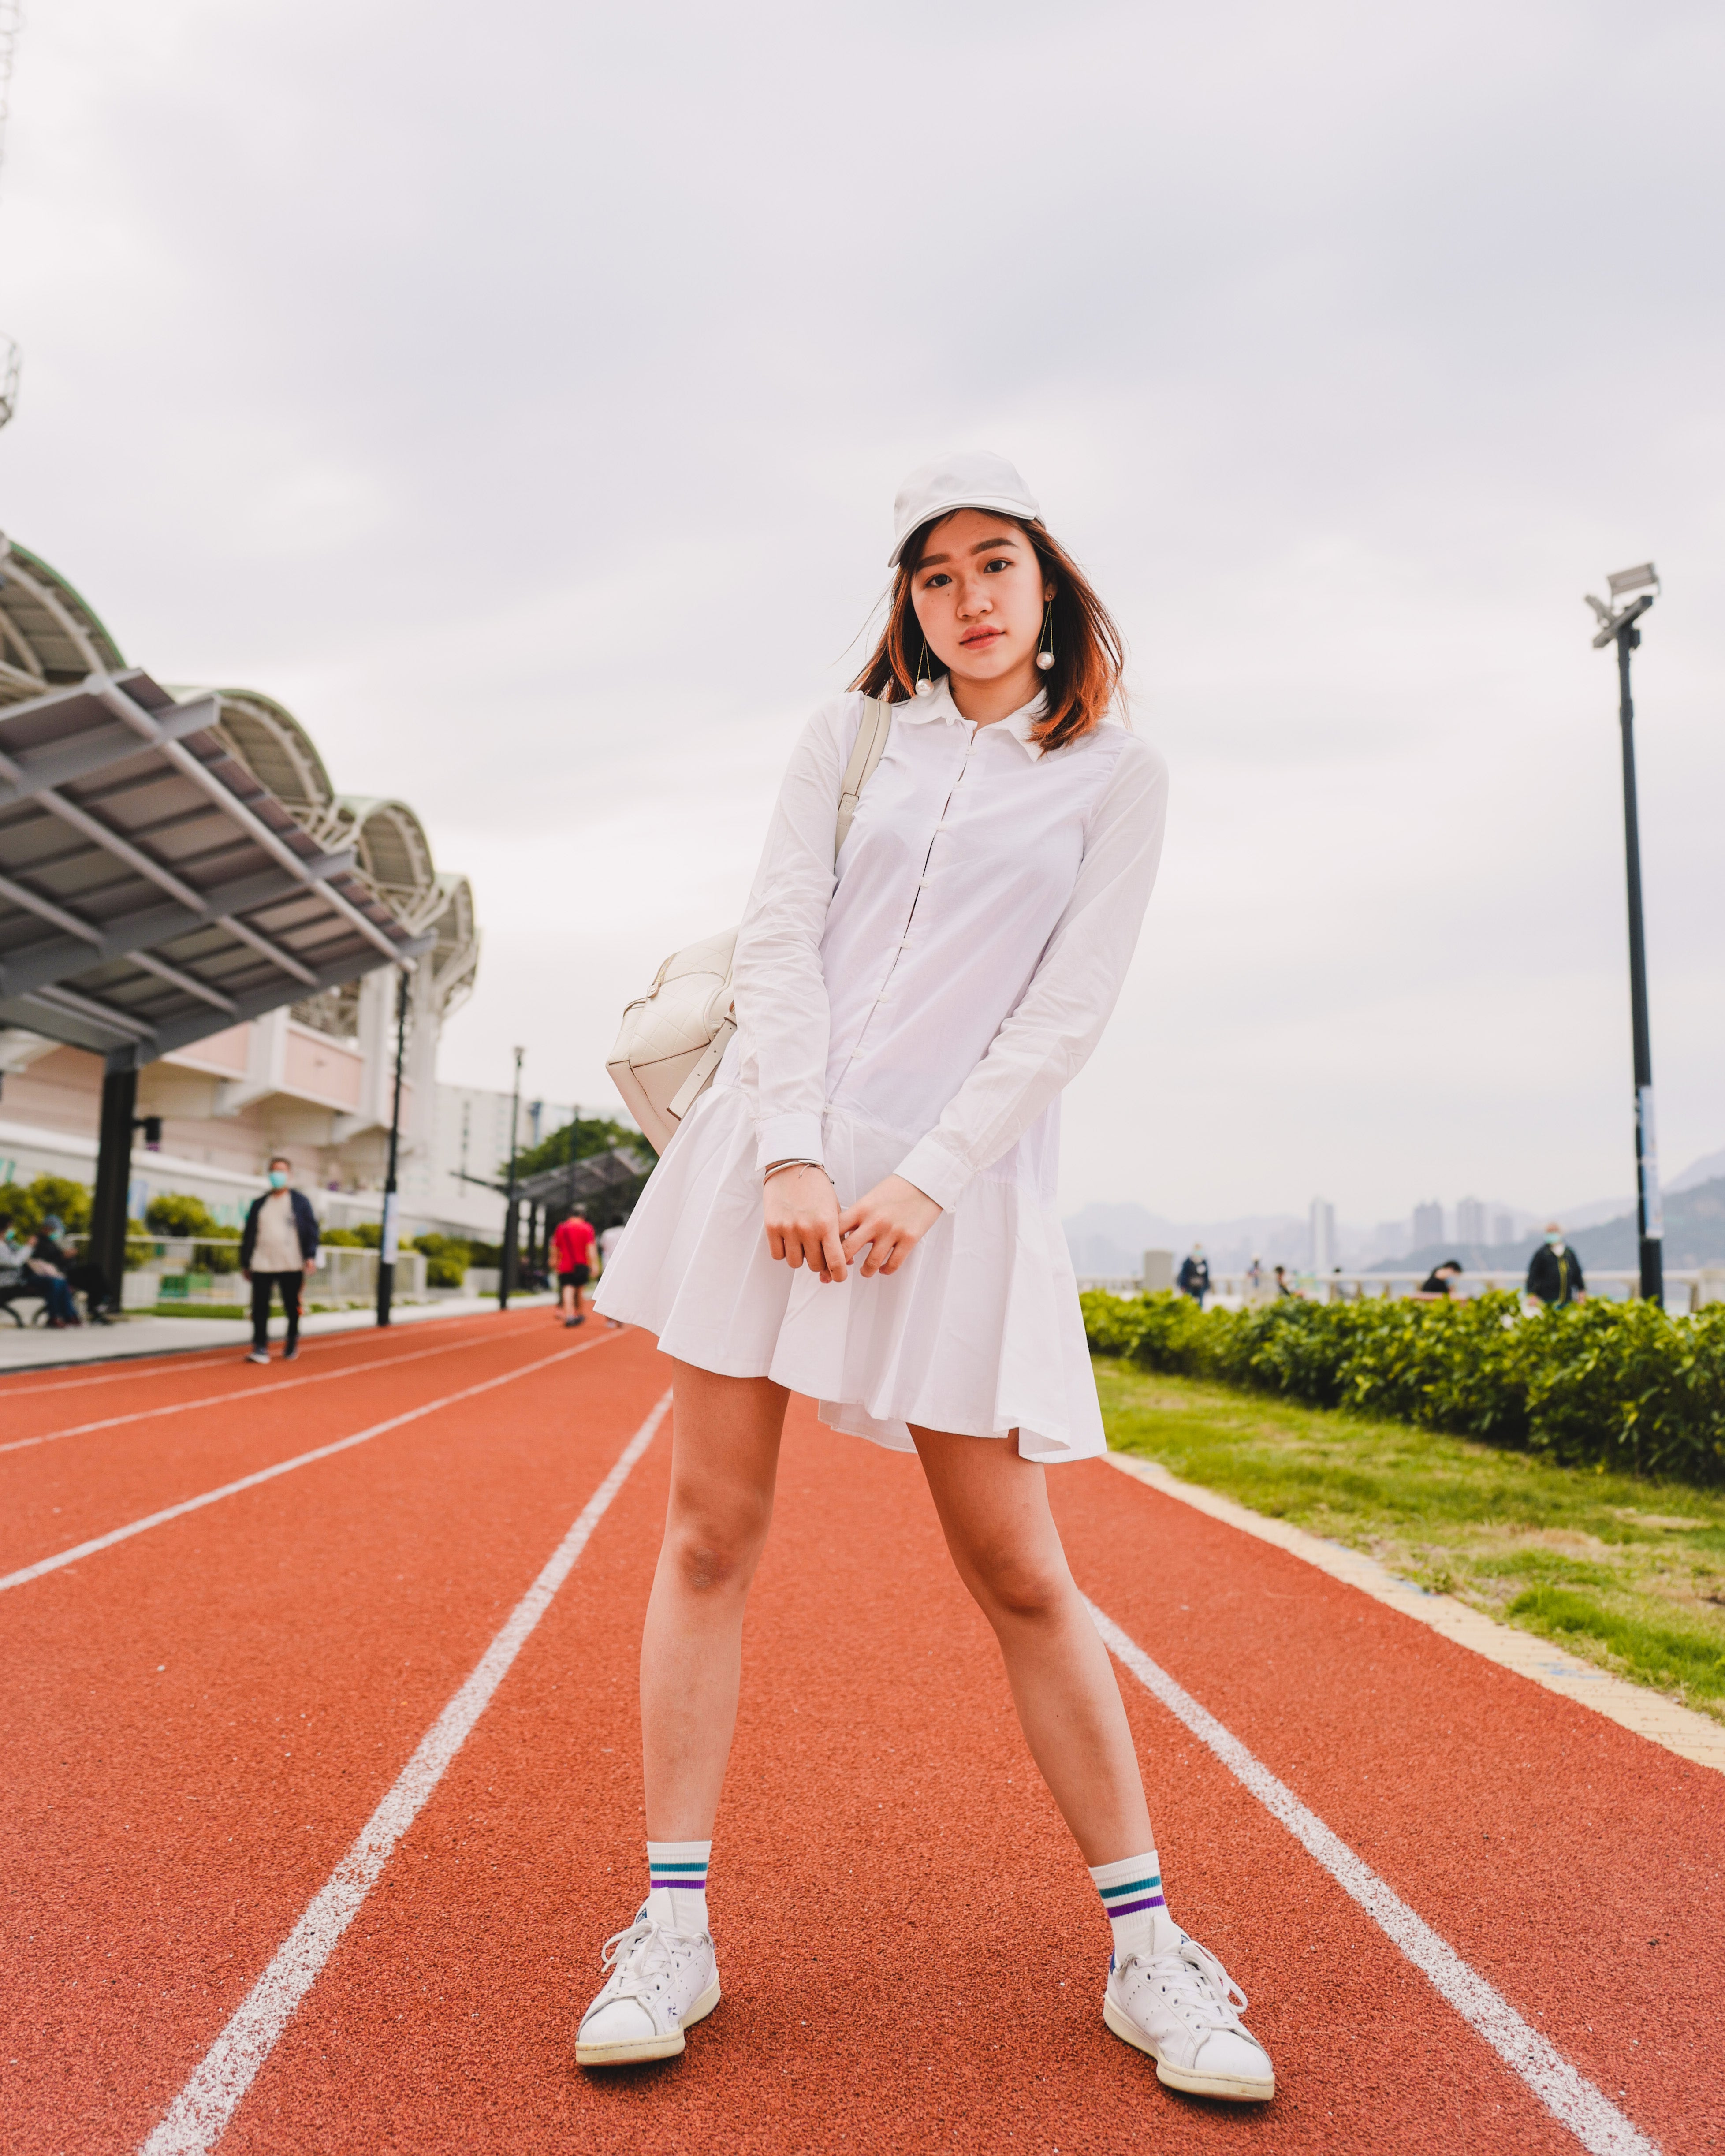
[763,1158,827,1184]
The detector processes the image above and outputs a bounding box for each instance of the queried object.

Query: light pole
[376,967,410,1326]
[499,1044,524,1311]
[1585,562,1662,1306]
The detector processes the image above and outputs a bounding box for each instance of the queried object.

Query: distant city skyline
[1066,1140,1725,1279]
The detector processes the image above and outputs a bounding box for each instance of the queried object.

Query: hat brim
[888,496,1043,567]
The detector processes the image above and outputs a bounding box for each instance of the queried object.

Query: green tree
[513,1114,644,1180]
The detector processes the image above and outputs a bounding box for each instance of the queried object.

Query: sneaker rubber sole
[1102,1994,1274,2102]
[575,1974,720,2066]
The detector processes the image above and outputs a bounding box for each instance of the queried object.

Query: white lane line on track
[2,1323,526,1456]
[0,1309,522,1398]
[136,1389,671,2156]
[1086,1597,1658,2156]
[0,1330,626,1594]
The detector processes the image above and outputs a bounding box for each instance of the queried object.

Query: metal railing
[118,1238,428,1307]
[1077,1268,1725,1312]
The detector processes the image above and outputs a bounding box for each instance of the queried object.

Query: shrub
[1082,1289,1725,1489]
[1,1174,93,1236]
[145,1191,223,1239]
[425,1256,465,1288]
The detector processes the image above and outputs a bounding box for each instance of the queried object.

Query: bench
[0,1266,51,1326]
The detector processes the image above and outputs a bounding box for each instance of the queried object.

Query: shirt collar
[894,676,1048,760]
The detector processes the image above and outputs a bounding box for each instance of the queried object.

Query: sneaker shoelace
[1125,1936,1252,2037]
[598,1914,679,2006]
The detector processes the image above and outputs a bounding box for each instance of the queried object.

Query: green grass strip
[1097,1359,1725,1722]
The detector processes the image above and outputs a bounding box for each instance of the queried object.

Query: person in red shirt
[552,1208,597,1327]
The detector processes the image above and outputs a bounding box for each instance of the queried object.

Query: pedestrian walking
[1526,1225,1586,1307]
[1418,1260,1463,1298]
[239,1157,320,1363]
[583,454,1274,2103]
[553,1208,596,1327]
[1176,1244,1210,1303]
[1273,1263,1295,1297]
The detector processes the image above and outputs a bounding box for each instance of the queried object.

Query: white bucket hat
[888,449,1042,568]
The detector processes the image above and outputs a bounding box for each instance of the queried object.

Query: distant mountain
[1670,1147,1725,1195]
[1566,1176,1725,1271]
[1062,1201,1185,1276]
[1063,1199,1305,1276]
[1542,1193,1635,1232]
[1370,1177,1725,1278]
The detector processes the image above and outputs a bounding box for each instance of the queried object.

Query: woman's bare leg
[910,1426,1151,1862]
[640,1360,789,1839]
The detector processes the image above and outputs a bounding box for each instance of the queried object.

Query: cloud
[2,0,1721,1221]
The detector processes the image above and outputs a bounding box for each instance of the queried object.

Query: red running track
[3,1311,1721,2153]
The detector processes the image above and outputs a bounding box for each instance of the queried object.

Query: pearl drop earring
[1036,598,1055,672]
[914,638,934,696]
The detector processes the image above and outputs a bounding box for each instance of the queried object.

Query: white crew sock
[645,1839,711,1935]
[1089,1849,1180,1967]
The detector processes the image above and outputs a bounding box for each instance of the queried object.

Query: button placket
[843,726,969,1076]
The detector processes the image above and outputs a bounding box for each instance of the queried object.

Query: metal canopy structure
[0,663,436,1301]
[0,668,432,1060]
[515,1147,653,1214]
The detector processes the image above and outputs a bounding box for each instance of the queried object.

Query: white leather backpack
[607,697,893,1154]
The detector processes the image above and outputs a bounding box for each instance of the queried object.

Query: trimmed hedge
[1081,1289,1725,1488]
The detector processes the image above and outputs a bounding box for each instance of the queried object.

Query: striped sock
[1089,1850,1174,1966]
[645,1839,711,1934]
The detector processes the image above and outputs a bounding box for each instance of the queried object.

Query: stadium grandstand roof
[0,532,476,1067]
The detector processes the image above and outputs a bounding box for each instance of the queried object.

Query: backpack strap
[835,695,893,865]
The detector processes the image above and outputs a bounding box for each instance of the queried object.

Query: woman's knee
[662,1490,772,1597]
[961,1538,1072,1625]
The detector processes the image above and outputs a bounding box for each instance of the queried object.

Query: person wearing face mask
[1176,1244,1211,1303]
[1525,1224,1586,1308]
[239,1156,321,1363]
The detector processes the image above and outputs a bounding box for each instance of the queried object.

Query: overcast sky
[2,0,1720,1225]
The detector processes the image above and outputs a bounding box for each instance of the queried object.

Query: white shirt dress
[594,677,1168,1463]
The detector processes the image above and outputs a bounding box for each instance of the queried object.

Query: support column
[89,1050,138,1306]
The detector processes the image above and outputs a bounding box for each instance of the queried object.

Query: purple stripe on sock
[1107,1893,1166,1918]
[652,1876,706,1887]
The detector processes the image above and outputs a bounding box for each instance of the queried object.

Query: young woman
[583,452,1274,2104]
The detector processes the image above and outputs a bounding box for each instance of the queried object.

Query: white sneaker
[245,1349,269,1365]
[575,1905,720,2067]
[1103,1934,1275,2102]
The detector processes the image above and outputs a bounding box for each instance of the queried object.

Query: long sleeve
[894,734,1168,1210]
[730,698,853,1169]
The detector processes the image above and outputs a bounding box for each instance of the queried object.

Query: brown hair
[851,514,1125,752]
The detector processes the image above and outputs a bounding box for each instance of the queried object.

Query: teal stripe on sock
[650,1861,708,1873]
[1100,1874,1161,1901]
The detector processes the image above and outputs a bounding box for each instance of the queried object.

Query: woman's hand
[764,1164,848,1283]
[837,1176,942,1278]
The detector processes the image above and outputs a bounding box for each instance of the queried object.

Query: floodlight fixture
[1586,564,1663,1304]
[1586,563,1658,650]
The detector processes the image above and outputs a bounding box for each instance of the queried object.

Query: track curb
[1103,1446,1725,1776]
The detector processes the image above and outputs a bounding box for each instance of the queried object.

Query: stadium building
[0,532,521,1247]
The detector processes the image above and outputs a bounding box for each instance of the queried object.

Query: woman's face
[909,509,1053,697]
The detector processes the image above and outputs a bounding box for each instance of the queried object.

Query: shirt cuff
[894,1134,969,1212]
[756,1112,825,1172]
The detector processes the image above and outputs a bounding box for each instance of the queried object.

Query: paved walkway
[0,1293,556,1372]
